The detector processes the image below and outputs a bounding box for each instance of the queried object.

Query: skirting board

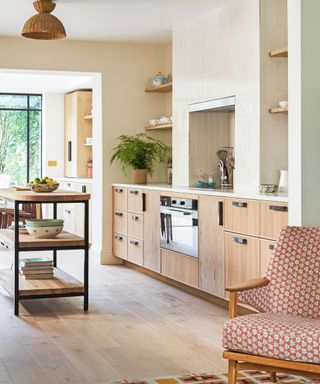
[91,247,123,265]
[124,261,254,316]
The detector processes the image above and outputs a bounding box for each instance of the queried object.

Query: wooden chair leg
[228,359,237,384]
[270,372,277,382]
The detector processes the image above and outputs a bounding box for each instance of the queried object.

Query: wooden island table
[0,188,90,315]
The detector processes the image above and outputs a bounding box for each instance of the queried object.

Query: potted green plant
[110,133,169,184]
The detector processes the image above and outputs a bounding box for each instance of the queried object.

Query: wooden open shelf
[269,47,288,57]
[145,82,172,93]
[0,229,85,250]
[84,115,92,120]
[0,268,84,297]
[269,107,288,114]
[145,123,172,131]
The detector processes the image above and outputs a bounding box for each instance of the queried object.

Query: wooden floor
[0,249,228,384]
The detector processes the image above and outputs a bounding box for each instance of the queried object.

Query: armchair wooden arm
[225,278,270,319]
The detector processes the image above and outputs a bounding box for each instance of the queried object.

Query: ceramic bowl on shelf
[30,183,59,193]
[259,184,278,193]
[25,219,64,238]
[149,75,167,87]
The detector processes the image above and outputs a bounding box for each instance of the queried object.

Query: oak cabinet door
[260,201,288,240]
[113,187,127,211]
[198,195,224,297]
[143,190,161,272]
[260,239,276,277]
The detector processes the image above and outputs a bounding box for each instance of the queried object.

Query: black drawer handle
[129,240,139,246]
[115,235,123,241]
[115,188,123,193]
[114,212,123,217]
[129,190,139,195]
[131,215,139,221]
[269,205,288,212]
[142,192,146,212]
[269,244,275,250]
[232,237,247,245]
[232,201,247,208]
[218,201,223,226]
[65,209,71,214]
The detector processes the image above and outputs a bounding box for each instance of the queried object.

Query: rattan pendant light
[22,0,66,40]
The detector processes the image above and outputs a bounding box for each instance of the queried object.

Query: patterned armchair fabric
[239,226,320,319]
[223,226,320,364]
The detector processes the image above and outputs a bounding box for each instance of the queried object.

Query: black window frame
[0,93,42,183]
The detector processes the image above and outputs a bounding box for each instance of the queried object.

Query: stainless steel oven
[160,196,198,258]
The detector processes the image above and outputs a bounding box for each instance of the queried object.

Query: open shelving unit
[269,47,288,57]
[145,82,172,93]
[0,189,90,316]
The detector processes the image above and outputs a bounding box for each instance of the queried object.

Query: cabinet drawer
[113,233,127,260]
[113,187,127,211]
[161,249,199,288]
[127,213,144,240]
[63,207,76,233]
[260,201,288,240]
[224,198,260,236]
[113,211,127,235]
[260,239,276,277]
[127,237,143,266]
[224,232,260,291]
[128,188,143,213]
[63,181,77,192]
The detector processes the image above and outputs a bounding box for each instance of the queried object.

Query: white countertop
[113,183,288,202]
[55,177,94,184]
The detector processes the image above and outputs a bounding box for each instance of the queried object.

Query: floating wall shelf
[269,47,288,57]
[269,107,288,114]
[145,82,172,93]
[145,123,172,131]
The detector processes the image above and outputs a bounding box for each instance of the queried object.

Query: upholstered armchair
[223,226,320,383]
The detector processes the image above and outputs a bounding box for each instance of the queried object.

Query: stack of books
[20,257,54,280]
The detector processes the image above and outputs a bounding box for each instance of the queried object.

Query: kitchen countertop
[55,177,94,184]
[113,183,288,202]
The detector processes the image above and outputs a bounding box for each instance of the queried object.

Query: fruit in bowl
[26,219,64,238]
[30,176,59,193]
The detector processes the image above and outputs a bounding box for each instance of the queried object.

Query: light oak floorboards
[0,250,228,384]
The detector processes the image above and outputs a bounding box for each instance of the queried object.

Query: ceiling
[0,71,93,93]
[1,0,228,42]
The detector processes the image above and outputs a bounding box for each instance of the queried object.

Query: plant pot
[132,169,147,184]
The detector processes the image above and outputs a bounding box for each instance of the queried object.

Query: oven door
[160,207,198,258]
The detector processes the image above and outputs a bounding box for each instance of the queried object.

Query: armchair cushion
[223,313,320,364]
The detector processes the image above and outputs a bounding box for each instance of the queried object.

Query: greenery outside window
[0,94,42,186]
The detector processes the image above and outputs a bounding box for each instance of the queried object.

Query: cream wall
[0,37,171,263]
[172,0,260,190]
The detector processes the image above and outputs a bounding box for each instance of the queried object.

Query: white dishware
[278,169,288,192]
[159,116,170,124]
[278,100,288,108]
[148,119,157,126]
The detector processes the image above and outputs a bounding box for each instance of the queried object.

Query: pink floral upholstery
[224,226,320,363]
[223,313,320,364]
[239,226,320,319]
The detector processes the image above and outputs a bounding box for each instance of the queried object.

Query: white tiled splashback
[172,0,288,190]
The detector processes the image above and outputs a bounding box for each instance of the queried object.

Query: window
[0,94,42,185]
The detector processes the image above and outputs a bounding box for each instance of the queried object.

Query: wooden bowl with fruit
[30,177,59,193]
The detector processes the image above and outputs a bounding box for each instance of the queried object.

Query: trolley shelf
[0,229,85,250]
[0,268,84,297]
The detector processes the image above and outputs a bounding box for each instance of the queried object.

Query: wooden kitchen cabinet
[161,249,199,287]
[260,239,276,277]
[224,232,260,291]
[65,90,92,178]
[143,190,161,272]
[127,188,144,213]
[113,210,128,235]
[198,195,224,297]
[260,201,288,240]
[224,198,260,237]
[113,187,127,211]
[113,234,127,260]
[127,213,144,240]
[128,237,144,266]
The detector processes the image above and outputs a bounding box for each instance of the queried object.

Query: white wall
[42,93,65,178]
[172,0,260,190]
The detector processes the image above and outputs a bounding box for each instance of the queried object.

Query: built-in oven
[160,196,198,258]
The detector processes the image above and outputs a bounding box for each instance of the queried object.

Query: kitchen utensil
[217,149,228,165]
